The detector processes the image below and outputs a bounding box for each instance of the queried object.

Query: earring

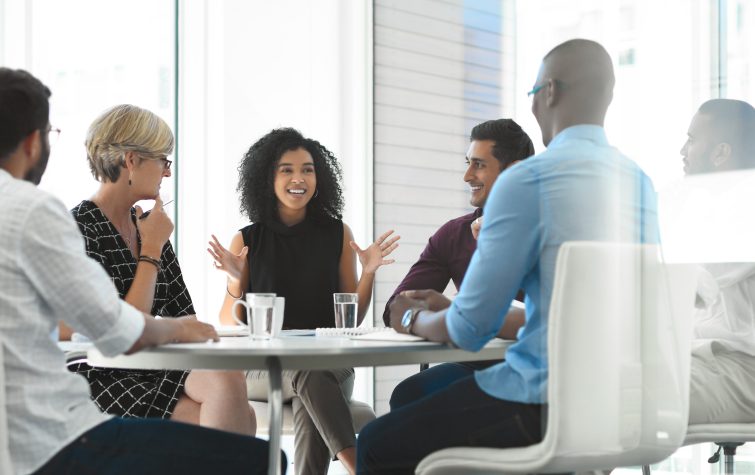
[313,189,319,198]
[128,172,132,186]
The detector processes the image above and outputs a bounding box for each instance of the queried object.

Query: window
[0,0,176,209]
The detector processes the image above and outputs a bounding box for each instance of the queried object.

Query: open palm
[207,234,247,282]
[350,229,400,274]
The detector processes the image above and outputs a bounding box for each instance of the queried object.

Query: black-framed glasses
[158,157,172,170]
[137,151,172,170]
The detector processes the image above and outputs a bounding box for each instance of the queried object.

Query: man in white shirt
[680,98,755,424]
[0,68,279,474]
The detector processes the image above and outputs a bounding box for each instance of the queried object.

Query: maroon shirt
[382,208,483,326]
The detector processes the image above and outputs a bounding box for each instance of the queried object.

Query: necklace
[118,218,136,249]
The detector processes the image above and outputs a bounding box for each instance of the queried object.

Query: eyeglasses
[47,125,61,146]
[527,83,546,97]
[159,157,173,170]
[137,152,172,170]
[527,79,566,98]
[151,156,172,170]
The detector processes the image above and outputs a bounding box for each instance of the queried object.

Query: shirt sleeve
[446,165,541,351]
[20,194,144,356]
[382,228,453,326]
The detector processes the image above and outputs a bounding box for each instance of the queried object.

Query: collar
[548,125,609,149]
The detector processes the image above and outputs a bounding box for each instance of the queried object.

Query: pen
[139,199,174,220]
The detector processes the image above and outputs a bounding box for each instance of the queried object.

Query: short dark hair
[238,127,344,224]
[697,99,755,169]
[469,119,535,167]
[0,68,51,160]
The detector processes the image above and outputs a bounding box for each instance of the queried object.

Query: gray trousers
[247,368,356,475]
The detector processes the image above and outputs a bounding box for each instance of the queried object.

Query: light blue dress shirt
[446,125,659,404]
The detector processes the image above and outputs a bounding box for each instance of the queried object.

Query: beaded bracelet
[138,255,162,270]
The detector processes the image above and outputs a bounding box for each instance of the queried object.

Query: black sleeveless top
[241,217,344,329]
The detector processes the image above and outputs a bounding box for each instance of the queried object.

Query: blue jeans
[357,364,544,475]
[34,418,284,475]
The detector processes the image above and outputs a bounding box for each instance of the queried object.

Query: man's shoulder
[436,210,478,235]
[1,177,62,218]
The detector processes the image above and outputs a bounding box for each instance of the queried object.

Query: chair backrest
[542,242,698,472]
[0,339,13,475]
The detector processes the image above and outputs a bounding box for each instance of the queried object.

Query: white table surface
[86,335,512,475]
[86,335,511,371]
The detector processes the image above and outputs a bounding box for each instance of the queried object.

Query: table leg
[266,356,283,475]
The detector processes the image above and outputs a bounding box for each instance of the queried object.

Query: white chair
[249,398,376,436]
[416,242,699,475]
[0,340,14,475]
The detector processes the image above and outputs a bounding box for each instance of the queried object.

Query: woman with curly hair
[208,127,399,475]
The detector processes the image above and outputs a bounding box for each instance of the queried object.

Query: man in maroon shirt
[382,118,534,326]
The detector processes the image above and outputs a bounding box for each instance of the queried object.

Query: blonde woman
[62,104,256,436]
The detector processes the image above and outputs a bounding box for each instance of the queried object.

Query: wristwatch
[401,308,421,335]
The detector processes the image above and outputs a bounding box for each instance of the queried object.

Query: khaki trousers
[247,368,356,475]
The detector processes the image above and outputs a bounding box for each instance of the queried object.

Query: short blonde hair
[85,104,174,182]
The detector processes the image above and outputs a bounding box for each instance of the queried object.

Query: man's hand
[388,294,425,333]
[175,315,219,343]
[471,216,483,240]
[400,289,451,312]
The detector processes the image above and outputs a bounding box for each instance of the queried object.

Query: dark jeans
[389,360,500,410]
[34,417,284,475]
[357,363,544,475]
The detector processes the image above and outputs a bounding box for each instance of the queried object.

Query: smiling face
[273,147,317,215]
[464,140,504,208]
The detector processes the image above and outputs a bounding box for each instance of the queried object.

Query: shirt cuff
[446,303,486,352]
[91,301,145,357]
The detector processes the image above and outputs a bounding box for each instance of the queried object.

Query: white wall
[372,0,512,415]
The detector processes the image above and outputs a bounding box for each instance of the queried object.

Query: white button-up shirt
[0,169,144,474]
[695,263,755,356]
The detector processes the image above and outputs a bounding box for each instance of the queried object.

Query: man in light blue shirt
[356,39,659,474]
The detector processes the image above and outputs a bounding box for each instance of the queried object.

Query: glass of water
[232,293,276,339]
[333,293,358,328]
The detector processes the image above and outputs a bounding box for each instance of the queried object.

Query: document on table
[315,327,424,342]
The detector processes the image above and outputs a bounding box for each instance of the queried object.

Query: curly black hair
[238,127,345,224]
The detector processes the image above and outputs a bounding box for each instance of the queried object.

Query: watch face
[401,309,414,329]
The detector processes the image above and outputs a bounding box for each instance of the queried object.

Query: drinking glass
[333,293,358,328]
[232,293,276,339]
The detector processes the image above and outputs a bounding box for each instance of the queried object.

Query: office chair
[416,242,698,474]
[642,424,755,475]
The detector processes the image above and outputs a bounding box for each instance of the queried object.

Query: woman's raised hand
[207,234,248,282]
[135,196,174,256]
[349,229,400,274]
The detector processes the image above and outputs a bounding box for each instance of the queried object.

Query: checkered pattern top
[71,200,195,318]
[68,200,195,419]
[0,169,144,475]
